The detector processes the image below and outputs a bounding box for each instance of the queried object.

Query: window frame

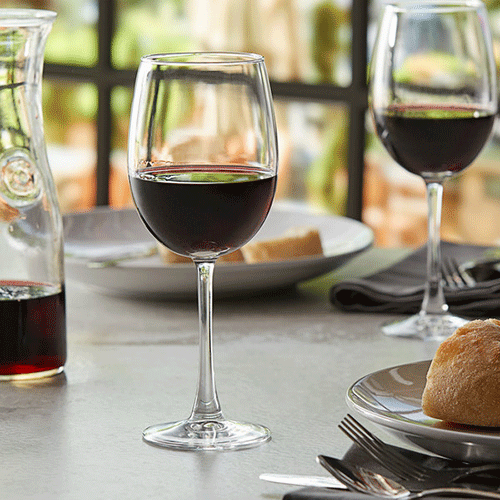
[44,0,369,220]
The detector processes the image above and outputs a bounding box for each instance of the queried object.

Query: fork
[338,414,500,484]
[441,256,476,289]
[318,454,500,500]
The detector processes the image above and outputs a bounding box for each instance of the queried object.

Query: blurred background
[5,0,500,248]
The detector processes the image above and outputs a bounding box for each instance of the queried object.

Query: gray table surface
[1,247,444,500]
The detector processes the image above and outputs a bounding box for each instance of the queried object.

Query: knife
[259,473,347,489]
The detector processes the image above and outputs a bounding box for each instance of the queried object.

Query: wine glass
[128,52,277,450]
[369,0,497,340]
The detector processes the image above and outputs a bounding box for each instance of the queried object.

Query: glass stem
[190,260,223,422]
[421,181,448,316]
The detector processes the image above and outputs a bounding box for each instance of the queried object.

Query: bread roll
[241,227,323,264]
[422,318,500,427]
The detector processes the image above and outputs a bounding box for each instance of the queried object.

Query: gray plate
[347,360,500,463]
[63,203,373,299]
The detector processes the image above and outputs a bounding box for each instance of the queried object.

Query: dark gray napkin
[283,489,468,499]
[283,490,366,499]
[330,241,500,317]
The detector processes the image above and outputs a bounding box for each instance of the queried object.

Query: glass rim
[140,52,265,66]
[381,0,486,12]
[0,8,57,26]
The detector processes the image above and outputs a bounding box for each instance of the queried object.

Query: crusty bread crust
[218,249,245,263]
[241,228,323,264]
[422,318,500,427]
[157,244,191,264]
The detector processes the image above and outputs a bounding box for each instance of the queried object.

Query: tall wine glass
[128,52,277,450]
[369,0,497,340]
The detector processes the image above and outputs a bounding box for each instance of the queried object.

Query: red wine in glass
[373,104,495,178]
[130,164,277,258]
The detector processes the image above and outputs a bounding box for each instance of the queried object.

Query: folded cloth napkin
[330,241,500,317]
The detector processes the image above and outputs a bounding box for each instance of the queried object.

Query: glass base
[382,312,468,341]
[143,417,271,451]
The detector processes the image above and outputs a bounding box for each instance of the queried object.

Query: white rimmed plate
[63,203,373,299]
[347,360,500,463]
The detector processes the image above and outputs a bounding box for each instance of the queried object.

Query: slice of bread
[157,244,191,264]
[219,249,245,263]
[156,227,323,265]
[241,227,323,264]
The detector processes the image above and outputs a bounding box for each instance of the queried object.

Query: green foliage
[111,2,195,69]
[306,109,348,215]
[45,26,97,66]
[311,1,349,83]
[42,83,97,144]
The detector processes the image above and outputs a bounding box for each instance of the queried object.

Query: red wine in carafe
[0,282,66,378]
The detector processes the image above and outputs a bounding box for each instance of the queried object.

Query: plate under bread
[347,360,500,463]
[63,202,373,299]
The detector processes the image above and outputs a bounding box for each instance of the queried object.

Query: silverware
[462,258,500,283]
[317,455,500,499]
[442,256,475,288]
[338,414,500,484]
[259,473,346,489]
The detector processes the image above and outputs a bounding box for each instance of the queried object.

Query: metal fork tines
[338,414,500,486]
[338,414,430,481]
[441,256,476,289]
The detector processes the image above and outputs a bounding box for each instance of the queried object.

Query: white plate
[63,203,373,299]
[347,360,500,463]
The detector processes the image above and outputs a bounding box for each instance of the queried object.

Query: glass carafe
[0,9,66,380]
